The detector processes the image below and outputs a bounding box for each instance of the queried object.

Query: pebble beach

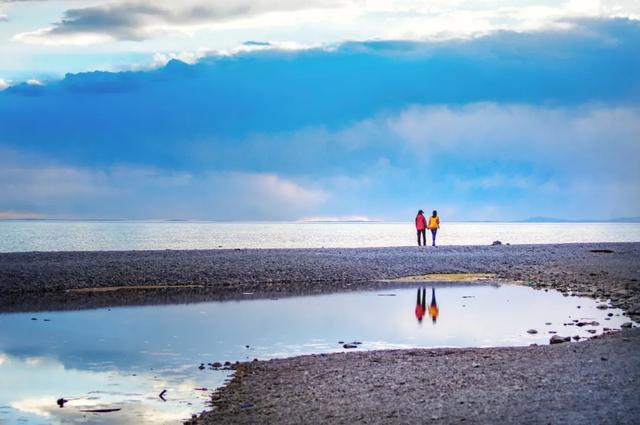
[1,242,639,424]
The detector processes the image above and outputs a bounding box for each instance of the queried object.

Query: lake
[1,221,639,252]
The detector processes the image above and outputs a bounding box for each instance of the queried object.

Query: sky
[0,0,639,221]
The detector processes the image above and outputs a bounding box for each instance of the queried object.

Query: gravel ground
[190,329,640,425]
[1,243,639,317]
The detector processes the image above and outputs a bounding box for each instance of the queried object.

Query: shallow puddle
[0,283,634,425]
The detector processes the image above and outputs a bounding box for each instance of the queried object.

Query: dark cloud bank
[1,18,639,219]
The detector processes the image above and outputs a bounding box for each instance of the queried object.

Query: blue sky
[0,1,639,221]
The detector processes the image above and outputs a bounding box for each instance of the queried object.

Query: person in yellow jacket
[427,210,440,247]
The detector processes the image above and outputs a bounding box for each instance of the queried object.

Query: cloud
[1,101,638,220]
[0,152,328,219]
[2,19,639,161]
[146,41,317,69]
[0,78,9,90]
[13,0,349,45]
[10,0,640,46]
[1,20,639,220]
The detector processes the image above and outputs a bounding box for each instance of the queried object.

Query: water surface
[0,283,632,425]
[1,221,639,252]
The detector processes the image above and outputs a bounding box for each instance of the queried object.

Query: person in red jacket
[415,210,427,246]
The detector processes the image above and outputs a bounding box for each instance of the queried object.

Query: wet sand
[1,243,639,424]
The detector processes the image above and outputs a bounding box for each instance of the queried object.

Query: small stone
[224,361,232,366]
[548,331,557,334]
[198,364,205,370]
[572,336,581,341]
[31,318,37,321]
[607,313,614,317]
[621,322,633,328]
[343,344,358,349]
[545,322,552,325]
[590,321,600,326]
[526,329,538,334]
[596,304,608,310]
[491,240,502,246]
[601,357,608,361]
[586,329,597,334]
[212,362,222,368]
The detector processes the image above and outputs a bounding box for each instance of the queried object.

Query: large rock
[550,335,571,344]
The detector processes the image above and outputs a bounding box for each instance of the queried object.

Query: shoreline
[2,242,639,423]
[1,242,639,318]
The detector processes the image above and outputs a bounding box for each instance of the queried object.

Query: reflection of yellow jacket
[427,216,440,230]
[429,304,439,321]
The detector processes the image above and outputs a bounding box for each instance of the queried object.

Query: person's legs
[431,229,437,246]
[416,230,421,246]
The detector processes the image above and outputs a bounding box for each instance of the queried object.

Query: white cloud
[0,152,329,219]
[146,41,318,69]
[10,0,640,46]
[12,0,352,45]
[384,103,640,177]
[0,78,10,90]
[26,78,42,85]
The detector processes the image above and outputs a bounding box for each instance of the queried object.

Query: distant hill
[524,216,640,223]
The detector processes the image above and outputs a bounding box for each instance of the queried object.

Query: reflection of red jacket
[415,214,427,230]
[415,305,425,321]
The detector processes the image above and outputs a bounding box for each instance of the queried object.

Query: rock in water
[550,335,570,344]
[526,329,538,334]
[621,322,633,328]
[492,240,502,246]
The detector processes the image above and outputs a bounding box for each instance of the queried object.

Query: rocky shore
[1,243,639,318]
[1,243,639,424]
[190,329,640,424]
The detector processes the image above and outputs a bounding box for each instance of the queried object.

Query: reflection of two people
[415,287,439,324]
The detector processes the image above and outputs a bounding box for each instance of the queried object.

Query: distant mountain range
[523,216,640,223]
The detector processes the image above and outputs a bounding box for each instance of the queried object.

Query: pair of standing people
[415,210,440,246]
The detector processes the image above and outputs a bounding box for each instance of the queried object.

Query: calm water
[1,221,639,252]
[0,283,633,425]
